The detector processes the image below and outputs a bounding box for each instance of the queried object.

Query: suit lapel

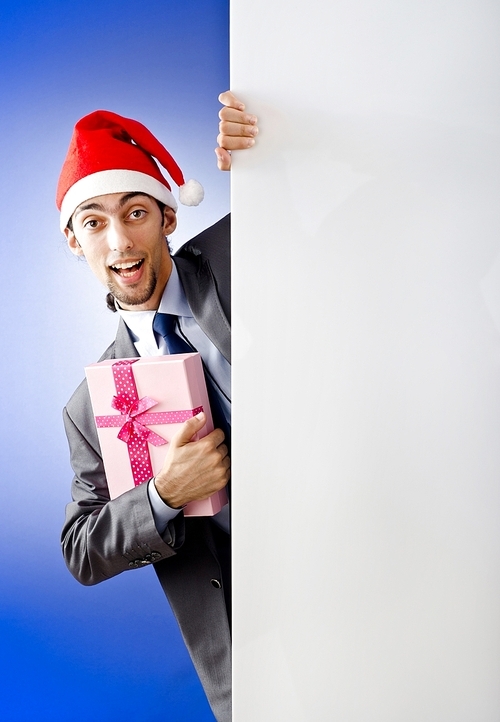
[104,317,139,360]
[174,256,231,364]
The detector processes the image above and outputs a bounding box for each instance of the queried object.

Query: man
[58,92,258,722]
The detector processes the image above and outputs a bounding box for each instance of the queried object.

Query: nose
[106,220,133,252]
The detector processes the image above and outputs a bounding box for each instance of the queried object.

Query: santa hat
[56,110,204,231]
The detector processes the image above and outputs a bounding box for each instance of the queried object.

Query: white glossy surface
[231,1,500,719]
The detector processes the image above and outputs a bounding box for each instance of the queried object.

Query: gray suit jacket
[61,215,232,722]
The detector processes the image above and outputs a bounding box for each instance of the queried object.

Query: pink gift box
[85,353,228,517]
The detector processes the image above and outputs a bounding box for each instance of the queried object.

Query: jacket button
[210,578,222,589]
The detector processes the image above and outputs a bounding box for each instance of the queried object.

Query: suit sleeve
[61,382,183,586]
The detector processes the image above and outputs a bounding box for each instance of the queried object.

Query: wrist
[153,475,186,510]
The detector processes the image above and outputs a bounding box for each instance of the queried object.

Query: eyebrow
[74,201,105,216]
[73,192,151,218]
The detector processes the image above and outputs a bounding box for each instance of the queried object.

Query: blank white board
[230,1,500,719]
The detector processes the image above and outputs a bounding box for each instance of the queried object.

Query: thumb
[171,411,206,447]
[215,147,232,171]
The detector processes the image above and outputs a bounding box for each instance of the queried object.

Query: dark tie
[152,312,192,355]
[152,313,231,447]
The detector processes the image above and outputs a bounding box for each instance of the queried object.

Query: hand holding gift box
[85,353,229,516]
[153,408,229,510]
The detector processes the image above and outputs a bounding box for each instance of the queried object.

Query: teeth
[111,261,140,270]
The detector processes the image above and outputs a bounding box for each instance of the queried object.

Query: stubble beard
[107,266,158,308]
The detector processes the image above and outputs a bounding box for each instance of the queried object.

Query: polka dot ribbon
[95,359,203,486]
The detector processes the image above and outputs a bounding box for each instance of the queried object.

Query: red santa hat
[56,109,204,231]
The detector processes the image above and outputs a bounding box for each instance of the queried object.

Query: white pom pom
[179,178,204,206]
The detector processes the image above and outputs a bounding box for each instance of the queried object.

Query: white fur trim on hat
[60,169,177,231]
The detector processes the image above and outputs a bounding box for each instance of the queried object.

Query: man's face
[65,192,177,311]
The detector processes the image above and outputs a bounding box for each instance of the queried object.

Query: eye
[129,208,146,220]
[83,218,100,229]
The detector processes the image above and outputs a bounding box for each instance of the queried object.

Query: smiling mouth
[110,260,144,278]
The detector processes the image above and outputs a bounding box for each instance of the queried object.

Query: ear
[162,206,177,236]
[65,228,85,257]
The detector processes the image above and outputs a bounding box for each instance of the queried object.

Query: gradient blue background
[0,1,229,719]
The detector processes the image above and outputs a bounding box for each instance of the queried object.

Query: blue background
[0,1,229,719]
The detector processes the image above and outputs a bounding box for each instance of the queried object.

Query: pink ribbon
[95,359,203,486]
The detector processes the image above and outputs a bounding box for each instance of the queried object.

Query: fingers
[172,411,207,447]
[218,90,245,110]
[219,119,258,139]
[154,420,230,508]
[217,442,229,461]
[217,133,256,152]
[171,411,226,450]
[216,90,259,170]
[218,112,258,150]
[218,106,258,125]
[218,107,258,153]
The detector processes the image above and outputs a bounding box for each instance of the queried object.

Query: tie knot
[153,312,176,339]
[152,312,194,355]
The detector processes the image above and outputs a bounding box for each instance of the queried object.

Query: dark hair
[106,292,118,312]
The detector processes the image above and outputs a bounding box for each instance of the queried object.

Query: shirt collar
[158,261,192,318]
[116,260,192,351]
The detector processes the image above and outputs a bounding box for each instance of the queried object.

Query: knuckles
[160,424,230,501]
[218,443,228,459]
[219,120,253,137]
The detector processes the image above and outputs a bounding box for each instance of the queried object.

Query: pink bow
[111,393,167,447]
